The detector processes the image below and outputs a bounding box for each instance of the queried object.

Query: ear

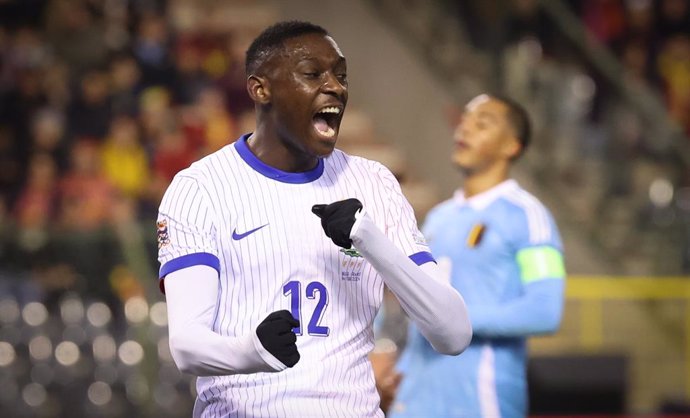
[247,75,270,105]
[502,135,522,160]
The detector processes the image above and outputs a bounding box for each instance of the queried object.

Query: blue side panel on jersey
[409,251,436,266]
[159,252,220,278]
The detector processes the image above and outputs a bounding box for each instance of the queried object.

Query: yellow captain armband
[516,246,566,284]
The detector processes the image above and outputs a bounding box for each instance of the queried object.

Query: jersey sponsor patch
[340,247,365,281]
[157,219,170,249]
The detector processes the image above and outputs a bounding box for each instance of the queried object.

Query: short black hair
[245,20,329,76]
[489,94,531,157]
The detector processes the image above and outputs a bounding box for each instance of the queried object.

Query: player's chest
[215,184,376,278]
[429,212,514,266]
[220,191,323,256]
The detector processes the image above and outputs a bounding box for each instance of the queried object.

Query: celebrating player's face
[264,33,348,158]
[452,95,520,172]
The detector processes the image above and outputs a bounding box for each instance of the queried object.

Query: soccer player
[156,21,471,418]
[388,94,566,418]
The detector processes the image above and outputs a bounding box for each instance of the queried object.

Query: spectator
[30,108,68,171]
[194,87,237,153]
[171,39,211,105]
[216,31,257,115]
[14,153,59,227]
[133,14,175,88]
[152,129,195,183]
[67,69,112,140]
[58,139,116,232]
[45,0,108,76]
[41,59,71,108]
[139,86,175,148]
[101,115,151,199]
[110,54,142,116]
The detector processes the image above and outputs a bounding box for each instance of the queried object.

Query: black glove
[311,198,363,249]
[256,310,300,368]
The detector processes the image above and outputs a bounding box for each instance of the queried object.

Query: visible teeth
[318,107,341,114]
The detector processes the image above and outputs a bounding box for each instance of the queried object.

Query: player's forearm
[469,279,564,338]
[169,323,271,375]
[165,266,284,376]
[351,213,472,355]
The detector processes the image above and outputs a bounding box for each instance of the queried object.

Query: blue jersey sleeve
[469,201,566,337]
[468,279,564,337]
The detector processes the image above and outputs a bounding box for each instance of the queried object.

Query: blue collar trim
[234,134,324,184]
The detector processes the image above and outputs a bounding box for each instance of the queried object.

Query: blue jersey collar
[454,179,519,210]
[234,133,324,184]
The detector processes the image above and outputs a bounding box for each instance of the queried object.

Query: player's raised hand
[311,198,363,249]
[256,310,301,368]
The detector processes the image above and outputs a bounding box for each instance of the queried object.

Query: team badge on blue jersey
[157,219,170,249]
[466,223,485,248]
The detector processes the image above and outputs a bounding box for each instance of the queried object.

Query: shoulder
[328,149,400,189]
[426,198,456,221]
[171,145,234,188]
[496,185,560,247]
[329,149,396,176]
[421,197,456,231]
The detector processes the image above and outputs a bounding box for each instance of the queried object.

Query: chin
[451,156,466,168]
[452,159,474,173]
[315,141,337,157]
[312,134,338,157]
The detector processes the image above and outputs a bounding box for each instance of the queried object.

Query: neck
[248,124,319,173]
[461,162,510,198]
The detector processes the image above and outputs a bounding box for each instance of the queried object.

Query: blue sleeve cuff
[159,252,221,279]
[409,251,436,266]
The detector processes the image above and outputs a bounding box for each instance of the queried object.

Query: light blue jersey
[390,180,565,418]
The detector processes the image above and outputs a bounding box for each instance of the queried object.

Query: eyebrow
[296,56,347,68]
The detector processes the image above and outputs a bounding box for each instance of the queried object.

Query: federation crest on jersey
[340,247,365,281]
[157,219,170,249]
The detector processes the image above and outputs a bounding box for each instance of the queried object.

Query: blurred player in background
[387,94,566,418]
[156,21,471,417]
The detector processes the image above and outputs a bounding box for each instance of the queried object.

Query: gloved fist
[256,310,300,368]
[311,198,363,249]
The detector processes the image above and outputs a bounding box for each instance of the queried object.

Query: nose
[454,123,465,141]
[321,72,347,98]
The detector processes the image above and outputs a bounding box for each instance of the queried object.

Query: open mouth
[455,139,469,151]
[312,106,343,139]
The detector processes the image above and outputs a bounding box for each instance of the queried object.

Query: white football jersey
[157,134,432,418]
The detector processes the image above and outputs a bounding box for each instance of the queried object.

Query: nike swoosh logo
[232,224,269,240]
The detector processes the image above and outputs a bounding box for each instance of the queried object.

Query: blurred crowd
[579,0,690,135]
[0,0,269,308]
[0,1,274,415]
[460,0,690,136]
[450,0,690,273]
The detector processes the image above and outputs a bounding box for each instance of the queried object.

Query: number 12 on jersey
[283,280,330,336]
